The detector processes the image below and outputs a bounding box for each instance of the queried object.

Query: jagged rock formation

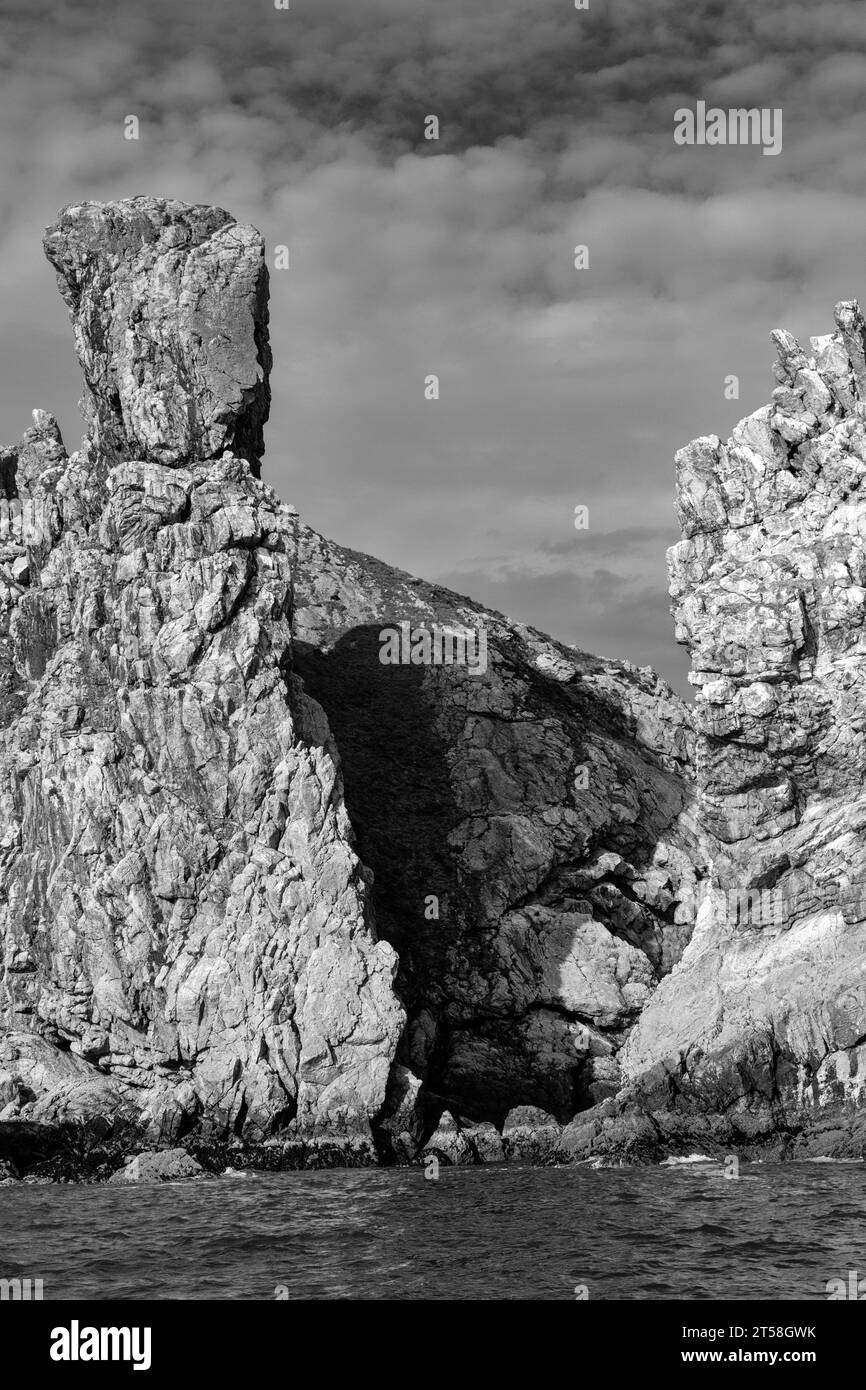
[0,197,705,1168]
[0,199,403,1154]
[291,526,702,1129]
[43,199,272,475]
[572,301,866,1163]
[14,197,866,1174]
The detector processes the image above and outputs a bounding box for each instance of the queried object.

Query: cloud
[1,0,865,697]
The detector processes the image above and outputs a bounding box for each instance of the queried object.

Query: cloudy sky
[2,0,866,695]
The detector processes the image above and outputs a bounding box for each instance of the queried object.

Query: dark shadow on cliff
[293,623,695,1133]
[293,628,465,1012]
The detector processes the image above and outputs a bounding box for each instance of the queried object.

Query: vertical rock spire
[43,197,272,473]
[0,199,403,1151]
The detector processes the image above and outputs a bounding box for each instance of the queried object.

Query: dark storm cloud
[1,0,865,696]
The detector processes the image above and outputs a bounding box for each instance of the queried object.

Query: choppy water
[2,1160,865,1300]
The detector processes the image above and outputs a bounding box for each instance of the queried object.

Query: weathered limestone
[18,195,857,1169]
[291,524,703,1131]
[0,189,704,1164]
[44,198,271,473]
[617,301,866,1156]
[0,200,403,1154]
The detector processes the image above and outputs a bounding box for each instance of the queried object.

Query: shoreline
[4,1094,866,1185]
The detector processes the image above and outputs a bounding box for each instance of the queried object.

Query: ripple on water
[0,1161,864,1299]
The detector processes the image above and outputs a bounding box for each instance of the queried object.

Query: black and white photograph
[0,0,864,1354]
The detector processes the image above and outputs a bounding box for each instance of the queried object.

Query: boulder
[462,1121,505,1164]
[421,1110,474,1166]
[502,1106,562,1163]
[108,1149,205,1184]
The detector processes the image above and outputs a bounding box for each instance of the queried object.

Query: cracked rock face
[291,527,702,1126]
[0,197,706,1157]
[617,300,866,1153]
[44,198,271,474]
[17,197,866,1166]
[0,200,401,1148]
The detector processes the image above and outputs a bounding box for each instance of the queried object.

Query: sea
[2,1159,864,1301]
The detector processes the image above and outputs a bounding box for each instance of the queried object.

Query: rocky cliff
[290,526,701,1147]
[568,301,866,1164]
[0,200,403,1160]
[3,195,865,1176]
[0,197,706,1172]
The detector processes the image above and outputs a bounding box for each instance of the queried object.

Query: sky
[3,0,866,696]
